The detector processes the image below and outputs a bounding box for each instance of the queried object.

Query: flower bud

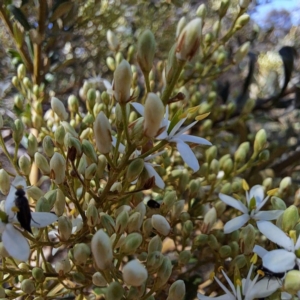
[205,146,217,164]
[107,281,124,300]
[110,181,122,193]
[234,14,250,30]
[86,202,99,227]
[142,218,153,237]
[282,205,298,232]
[82,139,98,164]
[176,17,187,38]
[234,42,250,64]
[68,95,79,113]
[207,234,219,250]
[107,29,119,51]
[92,272,107,287]
[17,64,26,80]
[54,125,66,146]
[155,256,172,288]
[219,0,230,19]
[100,213,115,236]
[127,212,142,233]
[219,245,232,258]
[239,0,251,9]
[254,129,267,154]
[61,121,78,138]
[42,135,54,158]
[0,169,10,195]
[34,152,50,174]
[19,155,31,175]
[55,258,72,274]
[176,18,202,61]
[148,235,162,254]
[123,260,148,287]
[240,224,255,255]
[284,270,300,295]
[21,279,35,294]
[126,158,145,182]
[54,189,65,216]
[91,229,113,270]
[171,200,185,220]
[167,280,185,300]
[279,176,292,194]
[143,93,164,138]
[50,153,66,184]
[183,220,193,238]
[115,210,129,234]
[13,119,24,145]
[73,243,91,265]
[147,251,164,273]
[234,141,250,164]
[178,250,191,266]
[113,60,132,103]
[120,233,143,255]
[26,186,44,201]
[58,216,72,241]
[161,191,177,214]
[106,56,115,71]
[94,111,112,154]
[196,4,207,18]
[152,215,170,236]
[85,163,97,180]
[203,207,217,232]
[32,267,45,283]
[51,97,68,121]
[137,29,156,74]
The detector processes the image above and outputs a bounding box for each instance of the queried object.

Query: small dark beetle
[147,199,161,209]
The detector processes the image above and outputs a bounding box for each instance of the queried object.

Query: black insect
[147,199,161,209]
[15,187,33,234]
[258,266,285,279]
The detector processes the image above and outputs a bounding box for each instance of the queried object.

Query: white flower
[0,176,57,261]
[197,264,281,300]
[219,185,283,234]
[254,220,300,273]
[131,103,212,172]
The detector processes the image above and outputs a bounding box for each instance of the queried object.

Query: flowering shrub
[0,0,300,300]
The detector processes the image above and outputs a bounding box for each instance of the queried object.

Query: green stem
[120,103,131,147]
[143,71,151,96]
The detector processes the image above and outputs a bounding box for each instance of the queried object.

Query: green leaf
[7,4,31,31]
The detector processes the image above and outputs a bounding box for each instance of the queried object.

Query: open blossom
[219,185,283,234]
[0,176,57,261]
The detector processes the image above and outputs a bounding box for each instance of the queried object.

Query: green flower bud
[100,213,115,236]
[55,258,72,274]
[115,211,129,234]
[126,158,145,182]
[68,95,79,113]
[254,129,267,154]
[176,17,187,38]
[239,0,251,8]
[167,280,185,300]
[209,159,219,175]
[234,42,250,63]
[142,218,153,237]
[85,163,97,180]
[86,202,99,227]
[219,0,230,19]
[106,29,119,51]
[12,75,18,86]
[26,186,44,201]
[155,256,172,288]
[107,281,124,300]
[91,229,113,270]
[32,267,45,283]
[215,201,226,218]
[284,270,300,295]
[73,243,91,265]
[82,140,97,164]
[0,169,10,195]
[87,88,96,112]
[234,141,250,164]
[137,29,156,74]
[94,111,112,154]
[258,149,270,162]
[176,18,202,61]
[54,188,65,216]
[143,93,164,138]
[152,215,170,236]
[42,136,54,157]
[127,212,142,233]
[61,121,78,138]
[188,179,199,197]
[123,260,148,287]
[23,77,31,89]
[203,207,217,232]
[239,224,255,255]
[223,158,233,175]
[220,182,232,194]
[54,125,66,146]
[17,64,26,80]
[116,52,124,65]
[147,236,162,255]
[120,233,143,255]
[106,56,115,71]
[178,250,191,266]
[218,245,231,258]
[282,205,298,232]
[165,44,178,84]
[14,94,23,110]
[113,59,132,103]
[206,146,217,164]
[18,155,31,175]
[34,152,50,174]
[279,176,292,194]
[196,4,207,18]
[171,200,185,220]
[50,153,66,184]
[207,234,219,250]
[51,97,68,121]
[13,119,24,145]
[58,216,72,241]
[230,254,246,269]
[92,272,107,287]
[182,220,193,239]
[161,191,177,214]
[234,14,250,30]
[110,181,122,193]
[21,279,35,294]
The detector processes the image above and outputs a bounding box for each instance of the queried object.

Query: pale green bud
[18,155,31,175]
[123,260,148,287]
[167,280,185,300]
[215,201,226,217]
[21,279,35,294]
[32,267,45,283]
[127,212,142,233]
[239,0,251,8]
[282,205,298,232]
[183,220,193,239]
[110,181,122,193]
[205,146,217,164]
[0,169,10,195]
[115,210,129,234]
[272,196,286,211]
[178,250,191,266]
[203,207,217,232]
[258,149,270,162]
[254,129,267,154]
[165,43,178,84]
[107,281,124,300]
[219,0,230,19]
[223,158,234,175]
[207,234,219,250]
[58,216,72,241]
[143,93,164,138]
[86,202,99,227]
[85,163,97,180]
[87,88,96,112]
[176,17,187,38]
[13,119,24,145]
[61,121,78,138]
[142,218,153,237]
[34,152,50,174]
[111,233,126,249]
[152,215,170,236]
[97,155,107,178]
[176,18,202,61]
[234,141,250,163]
[91,229,113,270]
[92,272,107,287]
[279,176,292,194]
[220,182,232,194]
[217,52,226,66]
[100,213,115,236]
[73,243,91,265]
[77,154,87,175]
[189,179,199,197]
[106,29,119,51]
[147,251,164,273]
[120,233,143,255]
[26,186,44,201]
[94,111,112,154]
[113,59,132,103]
[17,64,26,80]
[240,224,255,255]
[210,159,219,175]
[54,125,66,146]
[234,14,250,30]
[23,77,31,89]
[196,4,207,18]
[230,254,246,269]
[54,188,65,216]
[14,94,23,110]
[161,191,177,214]
[148,235,162,254]
[137,29,156,74]
[284,270,300,294]
[68,95,79,113]
[42,135,54,157]
[171,200,185,220]
[82,140,97,164]
[51,97,68,121]
[12,75,19,87]
[116,52,124,65]
[106,56,115,71]
[55,258,71,274]
[234,42,250,63]
[126,158,145,182]
[49,152,66,184]
[155,256,172,288]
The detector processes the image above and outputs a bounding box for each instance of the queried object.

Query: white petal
[214,276,235,299]
[0,221,6,233]
[281,292,293,300]
[221,269,236,297]
[262,249,296,272]
[224,214,250,234]
[253,245,268,258]
[219,194,248,214]
[254,210,283,221]
[175,140,199,172]
[249,185,265,204]
[243,264,256,295]
[257,221,294,251]
[197,293,233,300]
[31,212,57,228]
[111,136,125,154]
[174,120,197,137]
[131,102,145,116]
[144,163,165,189]
[169,118,186,138]
[177,134,212,146]
[246,278,281,300]
[144,150,166,161]
[2,224,29,261]
[295,235,300,250]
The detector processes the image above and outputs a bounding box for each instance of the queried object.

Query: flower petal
[177,134,212,146]
[111,136,125,154]
[262,249,296,273]
[224,214,250,234]
[245,278,281,300]
[2,224,29,261]
[168,118,186,138]
[219,194,248,214]
[248,185,265,204]
[175,140,199,172]
[253,245,268,258]
[174,120,197,137]
[197,294,233,300]
[254,210,283,221]
[257,221,294,251]
[144,163,165,189]
[31,212,57,228]
[131,102,145,116]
